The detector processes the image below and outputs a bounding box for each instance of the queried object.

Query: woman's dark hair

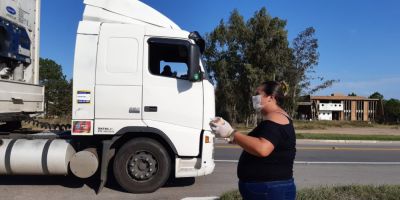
[261,81,289,106]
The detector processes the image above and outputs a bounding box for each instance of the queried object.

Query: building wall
[363,101,369,121]
[318,111,332,120]
[351,101,356,121]
[302,96,379,122]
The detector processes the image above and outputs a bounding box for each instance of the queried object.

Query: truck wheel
[113,138,171,193]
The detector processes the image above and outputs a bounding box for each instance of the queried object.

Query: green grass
[219,190,242,200]
[296,133,400,141]
[294,120,376,130]
[220,185,400,200]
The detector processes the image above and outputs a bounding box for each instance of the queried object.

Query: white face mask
[252,95,263,112]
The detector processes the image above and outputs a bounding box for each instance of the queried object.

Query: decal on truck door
[77,90,91,104]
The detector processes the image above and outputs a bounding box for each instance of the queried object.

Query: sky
[40,0,400,99]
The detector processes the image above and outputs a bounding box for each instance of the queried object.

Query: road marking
[181,197,219,200]
[215,160,400,165]
[215,145,400,151]
[215,160,239,163]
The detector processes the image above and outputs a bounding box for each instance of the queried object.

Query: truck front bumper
[175,130,215,177]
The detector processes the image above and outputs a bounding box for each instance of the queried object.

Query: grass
[296,133,400,141]
[294,120,379,130]
[220,185,400,200]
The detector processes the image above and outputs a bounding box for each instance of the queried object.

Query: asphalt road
[0,140,400,200]
[215,140,400,162]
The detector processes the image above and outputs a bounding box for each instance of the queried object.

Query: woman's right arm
[233,131,275,158]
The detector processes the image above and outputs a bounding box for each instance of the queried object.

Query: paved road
[0,140,400,200]
[216,140,400,162]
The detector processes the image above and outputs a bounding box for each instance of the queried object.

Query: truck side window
[149,39,190,80]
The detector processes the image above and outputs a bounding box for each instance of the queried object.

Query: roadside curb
[216,138,400,144]
[297,139,400,144]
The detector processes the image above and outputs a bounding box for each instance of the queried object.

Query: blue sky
[40,0,400,99]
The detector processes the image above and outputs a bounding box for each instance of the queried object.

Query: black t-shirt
[237,119,296,182]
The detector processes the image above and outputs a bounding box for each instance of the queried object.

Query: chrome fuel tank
[0,139,75,175]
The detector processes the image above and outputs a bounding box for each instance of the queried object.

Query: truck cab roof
[83,0,181,30]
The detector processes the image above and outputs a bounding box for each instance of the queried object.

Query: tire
[113,138,171,193]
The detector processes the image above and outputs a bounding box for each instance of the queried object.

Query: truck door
[142,38,203,156]
[95,23,144,121]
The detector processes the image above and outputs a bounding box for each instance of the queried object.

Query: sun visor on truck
[189,31,205,54]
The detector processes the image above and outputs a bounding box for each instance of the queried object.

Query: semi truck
[0,0,216,194]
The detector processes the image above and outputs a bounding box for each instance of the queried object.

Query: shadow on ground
[0,175,87,188]
[0,175,196,194]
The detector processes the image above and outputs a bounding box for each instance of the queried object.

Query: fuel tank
[0,139,75,175]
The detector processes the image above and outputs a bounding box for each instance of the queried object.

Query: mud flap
[97,140,115,194]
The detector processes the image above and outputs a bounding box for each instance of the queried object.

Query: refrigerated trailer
[0,0,44,130]
[0,0,216,193]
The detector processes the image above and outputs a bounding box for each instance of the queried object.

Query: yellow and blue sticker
[77,90,91,104]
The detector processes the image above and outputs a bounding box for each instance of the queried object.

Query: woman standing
[210,81,296,200]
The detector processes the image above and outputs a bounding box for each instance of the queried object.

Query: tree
[204,8,336,124]
[348,92,357,96]
[205,8,292,125]
[369,92,384,99]
[39,58,72,118]
[284,27,338,117]
[384,99,400,123]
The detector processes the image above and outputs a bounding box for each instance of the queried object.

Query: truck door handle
[144,106,158,112]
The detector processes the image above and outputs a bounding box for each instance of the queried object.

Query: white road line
[215,160,400,165]
[181,197,219,200]
[215,160,239,163]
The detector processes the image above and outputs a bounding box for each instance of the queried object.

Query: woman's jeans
[239,179,296,200]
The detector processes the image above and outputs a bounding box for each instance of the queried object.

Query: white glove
[209,117,235,138]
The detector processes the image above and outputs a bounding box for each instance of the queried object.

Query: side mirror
[188,44,202,82]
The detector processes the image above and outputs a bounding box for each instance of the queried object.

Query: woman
[210,81,296,200]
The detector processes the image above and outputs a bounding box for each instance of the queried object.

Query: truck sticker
[72,121,91,134]
[97,127,115,134]
[6,6,16,15]
[77,90,91,104]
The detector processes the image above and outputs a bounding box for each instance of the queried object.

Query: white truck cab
[71,0,216,193]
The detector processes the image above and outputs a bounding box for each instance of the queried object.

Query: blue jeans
[239,179,296,200]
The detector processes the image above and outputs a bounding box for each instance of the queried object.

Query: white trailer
[0,0,44,130]
[0,0,216,194]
